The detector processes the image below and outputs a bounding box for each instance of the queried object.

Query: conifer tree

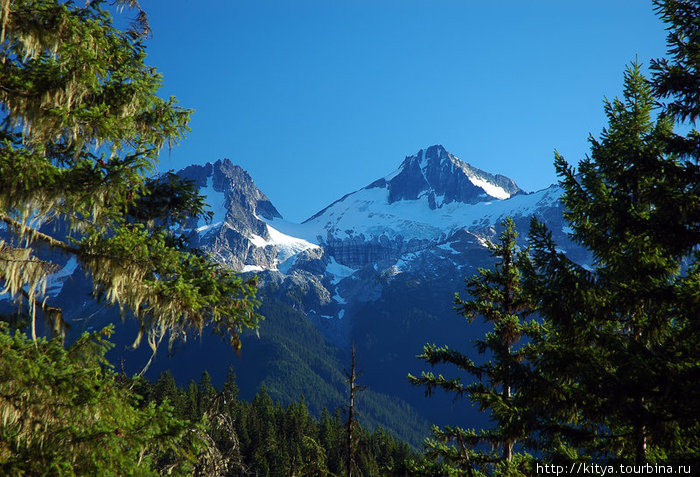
[345,344,366,477]
[0,324,195,475]
[524,62,699,464]
[409,218,537,476]
[650,0,700,123]
[0,0,260,350]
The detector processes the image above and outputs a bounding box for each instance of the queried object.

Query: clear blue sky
[138,0,667,223]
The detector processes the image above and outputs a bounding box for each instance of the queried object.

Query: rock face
[24,145,583,346]
[169,146,586,346]
[383,144,524,206]
[321,235,431,270]
[179,159,282,223]
[177,159,320,271]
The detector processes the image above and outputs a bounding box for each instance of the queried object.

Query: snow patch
[476,235,490,248]
[467,175,511,200]
[246,224,320,272]
[241,264,264,273]
[332,288,347,304]
[437,242,460,255]
[266,224,320,263]
[197,221,222,234]
[198,176,227,229]
[249,234,269,248]
[46,256,79,297]
[278,255,297,275]
[326,257,356,285]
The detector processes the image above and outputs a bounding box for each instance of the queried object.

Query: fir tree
[0,0,260,351]
[409,218,537,476]
[650,0,700,123]
[524,62,699,464]
[0,324,195,475]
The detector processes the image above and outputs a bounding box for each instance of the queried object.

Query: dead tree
[345,344,366,477]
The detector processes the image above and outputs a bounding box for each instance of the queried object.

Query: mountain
[176,159,320,271]
[2,145,588,447]
[185,146,582,341]
[156,145,587,445]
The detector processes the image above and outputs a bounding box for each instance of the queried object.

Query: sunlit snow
[266,224,320,262]
[197,221,222,234]
[298,184,562,244]
[242,264,264,273]
[46,256,79,297]
[198,176,227,229]
[245,223,321,272]
[467,175,511,199]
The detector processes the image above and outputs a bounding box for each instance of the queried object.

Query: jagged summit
[174,149,565,277]
[372,144,524,208]
[305,145,525,224]
[177,159,317,272]
[178,158,282,228]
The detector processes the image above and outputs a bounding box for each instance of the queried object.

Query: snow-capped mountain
[184,145,582,345]
[177,159,321,272]
[0,144,588,447]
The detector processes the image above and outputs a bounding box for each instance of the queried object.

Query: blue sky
[139,0,667,223]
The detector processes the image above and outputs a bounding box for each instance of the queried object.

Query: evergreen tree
[0,0,260,350]
[197,370,217,415]
[524,62,699,464]
[650,0,700,123]
[409,218,537,476]
[0,324,195,475]
[152,369,183,411]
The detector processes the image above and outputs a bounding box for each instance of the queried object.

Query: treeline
[133,368,421,476]
[0,323,440,476]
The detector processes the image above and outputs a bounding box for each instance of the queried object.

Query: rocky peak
[372,145,524,208]
[179,159,282,233]
[177,159,284,270]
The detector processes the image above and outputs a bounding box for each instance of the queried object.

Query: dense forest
[1,0,698,476]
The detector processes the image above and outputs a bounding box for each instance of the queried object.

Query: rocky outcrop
[172,148,589,345]
[382,145,524,206]
[322,234,433,269]
[179,159,285,270]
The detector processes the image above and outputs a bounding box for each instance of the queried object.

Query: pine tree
[0,0,260,351]
[524,62,700,464]
[409,218,537,476]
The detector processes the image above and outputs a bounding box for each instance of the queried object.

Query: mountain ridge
[1,144,585,448]
[304,144,525,224]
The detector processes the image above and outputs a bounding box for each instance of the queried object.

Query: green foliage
[523,62,700,463]
[234,291,432,448]
[0,323,195,476]
[651,0,700,123]
[410,218,537,475]
[140,368,425,477]
[0,0,260,350]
